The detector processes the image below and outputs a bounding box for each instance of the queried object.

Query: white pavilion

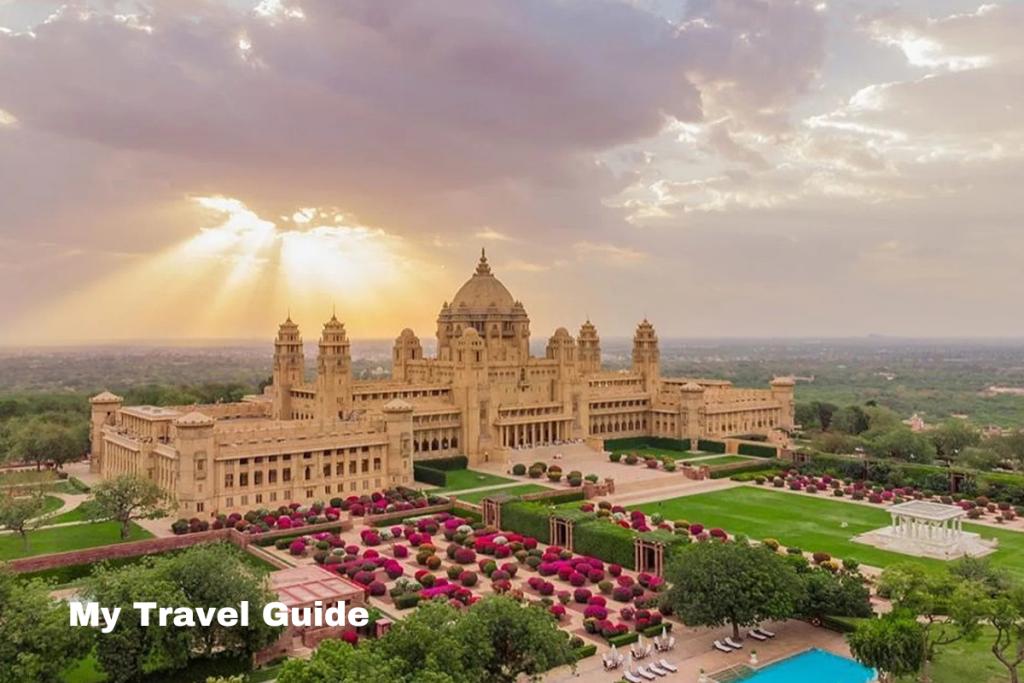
[853,500,998,560]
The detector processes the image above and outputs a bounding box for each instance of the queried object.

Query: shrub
[624,454,639,465]
[967,508,983,519]
[806,485,818,494]
[548,471,563,482]
[610,452,623,463]
[763,538,780,551]
[574,588,593,604]
[663,460,677,472]
[812,552,832,565]
[528,467,543,479]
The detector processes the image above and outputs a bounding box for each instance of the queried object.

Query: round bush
[512,463,527,476]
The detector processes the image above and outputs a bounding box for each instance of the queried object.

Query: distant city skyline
[1,0,1022,343]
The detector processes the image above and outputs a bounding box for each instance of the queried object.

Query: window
[196,503,204,512]
[196,459,204,471]
[361,460,369,473]
[226,497,233,507]
[254,457,263,464]
[323,464,331,478]
[255,494,263,504]
[336,463,343,476]
[361,446,369,453]
[349,482,356,491]
[373,458,381,471]
[375,478,381,488]
[303,452,312,459]
[269,455,277,463]
[349,462,357,474]
[239,472,248,487]
[283,468,291,482]
[270,492,277,502]
[269,470,277,484]
[362,480,370,490]
[284,490,291,499]
[239,458,248,465]
[224,473,234,488]
[305,488,314,498]
[283,454,291,461]
[254,471,263,486]
[304,466,311,481]
[324,486,331,495]
[241,495,248,505]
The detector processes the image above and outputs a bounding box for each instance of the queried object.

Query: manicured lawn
[458,484,551,504]
[0,521,154,560]
[63,653,277,683]
[688,455,755,467]
[38,494,67,516]
[439,469,517,492]
[904,626,1010,683]
[46,504,93,526]
[635,487,1024,578]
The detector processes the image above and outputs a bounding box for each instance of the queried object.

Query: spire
[475,247,492,276]
[331,303,337,322]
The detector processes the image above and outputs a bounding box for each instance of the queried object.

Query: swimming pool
[741,648,875,683]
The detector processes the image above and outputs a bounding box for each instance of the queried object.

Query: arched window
[431,439,440,451]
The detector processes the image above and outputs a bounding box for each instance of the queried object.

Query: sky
[0,0,1022,344]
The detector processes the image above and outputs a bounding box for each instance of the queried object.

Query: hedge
[697,439,727,454]
[416,456,468,471]
[528,490,586,506]
[500,501,552,544]
[605,437,691,452]
[607,631,641,647]
[252,525,350,547]
[413,465,447,487]
[68,476,91,493]
[573,644,598,660]
[395,594,421,610]
[710,460,780,479]
[572,519,636,569]
[641,622,673,638]
[737,443,779,458]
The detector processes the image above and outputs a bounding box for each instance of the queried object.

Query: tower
[272,315,304,420]
[314,313,352,420]
[577,319,601,375]
[632,319,660,394]
[89,391,122,475]
[392,328,423,382]
[770,377,796,430]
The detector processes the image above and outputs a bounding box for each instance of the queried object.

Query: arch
[431,438,440,451]
[304,466,311,481]
[441,437,450,449]
[413,440,420,453]
[451,436,459,449]
[421,439,430,453]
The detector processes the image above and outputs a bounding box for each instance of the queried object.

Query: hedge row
[68,476,92,493]
[641,622,673,638]
[252,525,350,547]
[500,501,552,544]
[697,439,727,454]
[607,631,641,647]
[737,443,779,458]
[415,456,468,471]
[572,519,637,569]
[573,644,598,660]
[604,437,691,452]
[413,465,447,487]
[711,460,780,479]
[526,490,586,506]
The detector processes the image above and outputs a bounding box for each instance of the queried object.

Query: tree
[12,416,88,469]
[955,446,1002,472]
[867,427,937,464]
[0,570,94,683]
[795,403,820,430]
[0,489,46,551]
[87,474,171,539]
[847,612,926,683]
[831,405,870,435]
[664,541,804,641]
[981,583,1024,683]
[813,401,839,432]
[877,562,986,681]
[795,568,873,621]
[931,420,981,459]
[456,595,577,683]
[992,432,1024,470]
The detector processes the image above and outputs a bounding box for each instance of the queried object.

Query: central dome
[448,249,516,315]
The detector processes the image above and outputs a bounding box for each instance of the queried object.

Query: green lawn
[38,494,67,516]
[635,487,1024,578]
[458,484,551,504]
[688,455,755,468]
[46,504,92,526]
[0,521,154,560]
[903,626,1010,683]
[438,469,517,492]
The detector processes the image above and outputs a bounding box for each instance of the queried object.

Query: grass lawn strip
[634,487,1024,578]
[437,469,517,492]
[0,521,154,561]
[688,455,756,468]
[458,484,552,504]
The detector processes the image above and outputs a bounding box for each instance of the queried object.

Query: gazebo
[853,500,997,560]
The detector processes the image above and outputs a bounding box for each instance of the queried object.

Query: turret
[545,327,576,367]
[89,391,122,475]
[314,313,352,420]
[770,377,796,430]
[392,328,423,382]
[173,411,215,516]
[272,315,304,420]
[632,319,660,393]
[578,320,601,375]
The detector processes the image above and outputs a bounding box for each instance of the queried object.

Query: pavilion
[852,500,998,560]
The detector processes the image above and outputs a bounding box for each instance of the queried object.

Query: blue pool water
[742,649,875,683]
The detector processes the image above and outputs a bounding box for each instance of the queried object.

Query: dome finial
[475,248,492,276]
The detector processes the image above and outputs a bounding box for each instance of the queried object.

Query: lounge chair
[748,630,768,642]
[755,627,776,638]
[665,636,675,650]
[724,637,743,649]
[713,640,734,653]
[632,645,646,659]
[648,663,668,676]
[603,654,619,671]
[636,667,657,681]
[644,644,654,658]
[625,671,643,683]
[658,659,678,673]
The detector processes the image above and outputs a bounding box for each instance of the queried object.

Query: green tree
[0,570,94,683]
[795,568,873,621]
[831,405,870,435]
[991,432,1024,470]
[456,595,577,683]
[795,403,820,430]
[955,446,1002,471]
[867,427,936,463]
[87,474,171,539]
[877,562,985,681]
[931,420,981,459]
[981,583,1024,683]
[12,416,88,469]
[665,541,804,641]
[813,401,839,432]
[847,612,926,683]
[0,489,46,551]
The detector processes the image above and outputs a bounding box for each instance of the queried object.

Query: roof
[90,391,123,403]
[174,411,215,427]
[270,566,365,607]
[889,500,965,521]
[383,398,414,412]
[447,250,517,315]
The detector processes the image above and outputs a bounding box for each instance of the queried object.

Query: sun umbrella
[626,652,633,672]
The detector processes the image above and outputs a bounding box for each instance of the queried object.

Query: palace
[89,251,795,515]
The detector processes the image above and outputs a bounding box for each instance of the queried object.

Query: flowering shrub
[689,524,704,536]
[556,590,570,605]
[460,571,478,587]
[612,586,632,602]
[289,540,307,556]
[369,582,386,596]
[550,604,566,620]
[608,564,622,577]
[573,588,592,604]
[620,606,636,621]
[709,528,727,540]
[454,547,476,564]
[341,631,359,645]
[584,605,608,619]
[569,572,587,587]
